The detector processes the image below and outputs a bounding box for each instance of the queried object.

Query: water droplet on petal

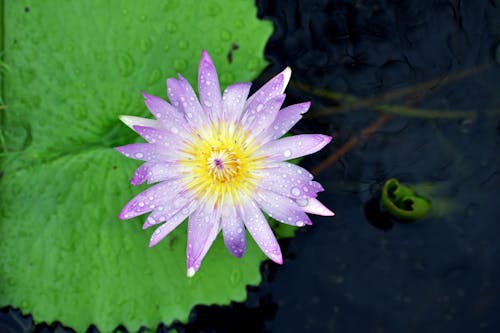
[291,187,301,197]
[284,149,292,158]
[135,152,144,159]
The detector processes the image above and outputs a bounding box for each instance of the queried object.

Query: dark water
[2,0,500,332]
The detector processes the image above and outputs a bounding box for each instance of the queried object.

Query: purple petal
[221,204,246,258]
[198,50,222,121]
[115,143,177,162]
[118,180,184,219]
[222,82,251,123]
[245,67,291,114]
[255,162,323,199]
[130,162,185,186]
[142,92,173,119]
[132,125,183,147]
[254,190,312,227]
[261,102,311,142]
[149,200,199,247]
[242,94,286,137]
[296,197,335,216]
[141,93,190,134]
[257,134,332,161]
[167,76,207,127]
[145,196,197,230]
[130,164,149,186]
[186,205,222,277]
[238,199,282,264]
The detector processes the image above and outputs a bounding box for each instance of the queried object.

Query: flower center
[207,149,240,183]
[179,123,264,205]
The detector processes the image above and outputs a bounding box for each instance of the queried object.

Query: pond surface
[2,0,499,332]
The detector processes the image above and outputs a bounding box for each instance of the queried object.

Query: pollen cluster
[180,123,264,205]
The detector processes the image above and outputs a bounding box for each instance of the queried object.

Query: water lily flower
[116,50,334,277]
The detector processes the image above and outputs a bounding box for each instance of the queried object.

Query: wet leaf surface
[0,1,272,332]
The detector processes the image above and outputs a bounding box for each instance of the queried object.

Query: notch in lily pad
[380,178,431,221]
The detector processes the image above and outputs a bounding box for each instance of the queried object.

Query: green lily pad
[0,1,272,332]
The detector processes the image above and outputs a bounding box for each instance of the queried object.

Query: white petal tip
[323,210,335,217]
[187,267,196,278]
[119,115,157,130]
[281,67,292,93]
[302,198,335,216]
[118,115,134,127]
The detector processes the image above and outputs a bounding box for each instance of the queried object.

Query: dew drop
[135,152,144,159]
[173,59,187,71]
[148,69,162,85]
[177,40,189,50]
[229,268,242,285]
[236,19,245,28]
[207,3,222,16]
[284,149,292,158]
[116,52,135,77]
[171,126,179,134]
[291,187,301,196]
[140,38,152,53]
[296,221,305,227]
[166,22,178,33]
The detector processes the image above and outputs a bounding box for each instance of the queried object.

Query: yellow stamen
[179,122,264,206]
